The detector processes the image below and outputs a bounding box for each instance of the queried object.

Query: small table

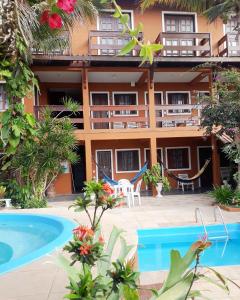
[0,199,11,208]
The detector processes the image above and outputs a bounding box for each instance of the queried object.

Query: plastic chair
[132,179,142,206]
[177,174,194,192]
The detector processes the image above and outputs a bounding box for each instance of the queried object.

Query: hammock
[99,162,148,186]
[160,159,211,183]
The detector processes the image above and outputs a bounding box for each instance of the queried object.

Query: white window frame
[165,146,191,171]
[90,91,110,129]
[95,149,114,181]
[197,146,212,187]
[166,91,192,115]
[115,148,141,173]
[112,91,139,117]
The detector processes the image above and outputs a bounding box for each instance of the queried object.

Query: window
[113,93,138,116]
[144,148,163,164]
[116,149,140,172]
[166,147,190,170]
[0,84,7,111]
[96,150,113,180]
[167,92,191,114]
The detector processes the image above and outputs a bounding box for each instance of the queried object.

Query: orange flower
[102,183,114,195]
[79,243,92,255]
[99,235,104,244]
[73,225,94,241]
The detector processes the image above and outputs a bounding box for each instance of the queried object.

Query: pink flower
[48,13,62,29]
[57,0,76,14]
[40,10,50,24]
[102,183,114,195]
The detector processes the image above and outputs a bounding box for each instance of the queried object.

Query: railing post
[148,68,156,129]
[82,69,91,132]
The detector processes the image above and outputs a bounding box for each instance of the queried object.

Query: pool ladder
[195,206,229,240]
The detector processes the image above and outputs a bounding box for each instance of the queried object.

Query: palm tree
[141,0,240,26]
[1,0,103,60]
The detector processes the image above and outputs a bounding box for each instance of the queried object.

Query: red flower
[99,235,104,245]
[48,13,62,29]
[102,183,114,195]
[57,0,76,14]
[79,243,92,255]
[40,10,50,24]
[73,225,94,241]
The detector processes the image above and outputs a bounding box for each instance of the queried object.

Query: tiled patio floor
[0,193,240,299]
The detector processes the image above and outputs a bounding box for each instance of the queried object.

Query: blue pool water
[138,223,240,272]
[0,213,75,275]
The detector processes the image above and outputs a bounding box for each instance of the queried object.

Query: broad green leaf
[55,254,80,282]
[153,273,194,300]
[26,113,36,127]
[0,69,12,78]
[113,10,121,18]
[150,44,163,52]
[118,236,134,261]
[119,39,136,56]
[1,126,10,141]
[130,23,143,37]
[12,125,21,137]
[121,284,139,300]
[120,14,129,25]
[8,135,20,148]
[1,110,11,125]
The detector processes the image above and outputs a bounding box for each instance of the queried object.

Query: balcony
[34,105,83,128]
[88,30,143,56]
[218,33,240,57]
[34,103,203,131]
[155,32,211,57]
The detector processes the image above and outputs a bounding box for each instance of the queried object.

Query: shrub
[5,180,47,209]
[209,185,235,206]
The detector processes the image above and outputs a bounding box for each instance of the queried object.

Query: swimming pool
[0,213,75,275]
[138,223,240,272]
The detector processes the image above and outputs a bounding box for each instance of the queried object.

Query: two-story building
[22,1,240,195]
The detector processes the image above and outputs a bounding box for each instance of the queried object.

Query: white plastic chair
[116,179,134,207]
[132,179,142,206]
[177,174,194,192]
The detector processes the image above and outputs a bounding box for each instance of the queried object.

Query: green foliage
[0,185,6,197]
[143,163,170,191]
[209,185,240,206]
[5,180,47,208]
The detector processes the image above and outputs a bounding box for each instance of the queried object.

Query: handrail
[195,208,208,237]
[214,206,229,239]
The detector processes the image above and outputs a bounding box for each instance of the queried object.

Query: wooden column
[211,135,221,186]
[85,139,93,181]
[148,68,156,129]
[82,69,91,132]
[150,137,157,196]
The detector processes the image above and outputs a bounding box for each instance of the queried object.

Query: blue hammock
[103,162,148,186]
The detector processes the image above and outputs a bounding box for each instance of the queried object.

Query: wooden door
[164,14,195,56]
[198,147,213,189]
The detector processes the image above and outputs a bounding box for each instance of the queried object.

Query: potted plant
[143,163,170,198]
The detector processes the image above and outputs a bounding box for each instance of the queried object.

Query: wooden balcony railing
[218,33,240,57]
[155,32,211,57]
[34,104,203,131]
[88,30,143,56]
[34,105,84,126]
[155,104,203,127]
[90,105,149,129]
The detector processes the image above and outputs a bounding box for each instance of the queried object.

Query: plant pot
[156,182,163,198]
[219,204,240,212]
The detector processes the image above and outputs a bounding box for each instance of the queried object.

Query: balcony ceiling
[154,71,208,83]
[35,71,82,83]
[88,72,142,83]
